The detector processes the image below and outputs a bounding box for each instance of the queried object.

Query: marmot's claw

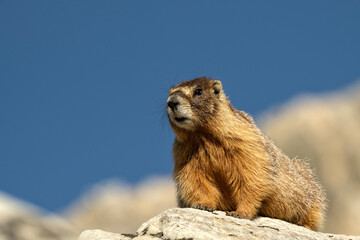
[226,211,251,219]
[192,203,215,212]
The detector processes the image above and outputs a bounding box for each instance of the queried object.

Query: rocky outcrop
[78,208,360,240]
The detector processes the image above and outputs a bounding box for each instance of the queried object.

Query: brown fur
[166,77,326,230]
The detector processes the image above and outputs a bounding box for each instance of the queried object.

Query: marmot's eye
[194,89,202,96]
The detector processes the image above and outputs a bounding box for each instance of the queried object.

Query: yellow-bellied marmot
[166,77,326,230]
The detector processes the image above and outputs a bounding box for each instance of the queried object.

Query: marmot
[166,77,326,230]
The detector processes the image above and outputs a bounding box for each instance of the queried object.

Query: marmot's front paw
[191,203,215,212]
[226,211,252,219]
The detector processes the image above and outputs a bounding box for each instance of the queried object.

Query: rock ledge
[78,208,360,240]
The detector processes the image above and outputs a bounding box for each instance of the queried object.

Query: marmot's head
[167,77,226,134]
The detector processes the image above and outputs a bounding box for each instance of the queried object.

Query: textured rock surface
[78,208,360,240]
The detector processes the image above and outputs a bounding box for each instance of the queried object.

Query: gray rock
[78,208,360,240]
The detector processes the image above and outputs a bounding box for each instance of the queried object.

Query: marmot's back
[166,77,326,230]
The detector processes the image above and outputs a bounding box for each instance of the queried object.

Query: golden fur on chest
[173,134,271,211]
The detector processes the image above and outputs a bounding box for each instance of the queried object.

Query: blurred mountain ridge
[0,191,77,240]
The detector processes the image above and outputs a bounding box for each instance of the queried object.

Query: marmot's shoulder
[233,109,255,124]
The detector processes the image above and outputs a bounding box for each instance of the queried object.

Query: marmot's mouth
[175,117,187,123]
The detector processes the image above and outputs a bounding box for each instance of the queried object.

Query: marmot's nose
[167,99,179,111]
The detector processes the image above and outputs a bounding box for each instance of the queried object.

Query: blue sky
[0,1,359,212]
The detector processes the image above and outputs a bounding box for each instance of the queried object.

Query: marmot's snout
[167,92,195,130]
[167,95,180,112]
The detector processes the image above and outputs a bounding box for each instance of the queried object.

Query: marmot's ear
[213,80,222,96]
